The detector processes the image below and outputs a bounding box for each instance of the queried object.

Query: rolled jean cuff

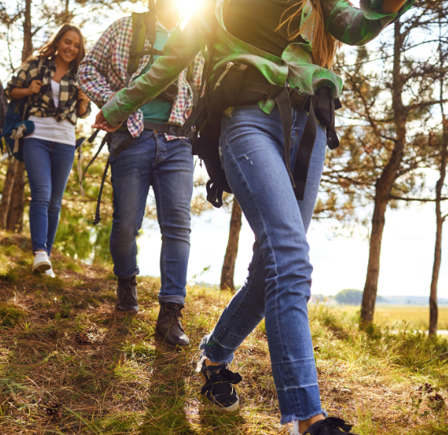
[158,295,185,305]
[280,409,328,425]
[199,333,235,365]
[114,266,139,280]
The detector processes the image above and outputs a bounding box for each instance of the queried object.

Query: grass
[329,305,448,331]
[375,306,448,331]
[0,230,447,434]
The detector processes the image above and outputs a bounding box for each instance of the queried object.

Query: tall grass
[0,231,447,434]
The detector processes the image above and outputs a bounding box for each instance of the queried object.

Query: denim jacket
[102,0,414,127]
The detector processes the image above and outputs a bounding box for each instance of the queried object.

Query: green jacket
[103,0,414,127]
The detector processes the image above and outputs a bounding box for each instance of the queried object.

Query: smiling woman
[5,23,91,277]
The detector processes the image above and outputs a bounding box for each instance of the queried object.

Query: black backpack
[182,59,341,208]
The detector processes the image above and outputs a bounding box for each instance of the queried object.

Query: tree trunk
[361,20,407,325]
[22,0,33,63]
[6,161,26,232]
[220,199,243,291]
[429,22,448,337]
[0,159,19,229]
[429,201,442,336]
[0,0,33,231]
[361,194,388,324]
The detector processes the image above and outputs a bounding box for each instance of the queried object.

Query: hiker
[91,0,414,433]
[5,24,90,277]
[77,0,203,348]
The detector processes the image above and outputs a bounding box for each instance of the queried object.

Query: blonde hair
[33,23,86,71]
[277,0,342,69]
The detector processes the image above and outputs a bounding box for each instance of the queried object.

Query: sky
[2,0,447,300]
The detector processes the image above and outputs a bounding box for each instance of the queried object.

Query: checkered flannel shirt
[78,16,204,139]
[5,56,91,124]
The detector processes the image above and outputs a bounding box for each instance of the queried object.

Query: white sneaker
[33,251,51,273]
[45,267,55,278]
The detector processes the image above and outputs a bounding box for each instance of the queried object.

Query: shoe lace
[119,278,136,295]
[165,304,184,321]
[201,367,243,395]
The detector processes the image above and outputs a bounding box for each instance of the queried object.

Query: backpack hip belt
[183,62,342,208]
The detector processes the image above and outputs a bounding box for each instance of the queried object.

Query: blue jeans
[109,131,194,305]
[23,138,75,255]
[200,105,327,424]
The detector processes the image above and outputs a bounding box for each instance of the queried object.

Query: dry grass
[0,230,447,434]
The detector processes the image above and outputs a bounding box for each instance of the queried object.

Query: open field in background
[329,305,448,332]
[0,230,447,434]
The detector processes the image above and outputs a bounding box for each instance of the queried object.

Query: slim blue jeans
[23,138,75,256]
[109,131,194,305]
[200,105,327,424]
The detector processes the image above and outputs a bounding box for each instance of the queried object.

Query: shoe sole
[154,330,189,349]
[33,262,51,273]
[199,372,240,412]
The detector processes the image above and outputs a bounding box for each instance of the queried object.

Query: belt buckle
[167,125,177,136]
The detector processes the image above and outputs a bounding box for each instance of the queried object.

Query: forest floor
[0,230,448,435]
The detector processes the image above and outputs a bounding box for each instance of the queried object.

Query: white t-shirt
[26,80,76,146]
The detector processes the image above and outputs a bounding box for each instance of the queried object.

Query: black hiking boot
[155,303,189,348]
[304,417,358,434]
[199,359,242,412]
[115,276,139,312]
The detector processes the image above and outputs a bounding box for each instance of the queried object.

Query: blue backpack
[1,58,44,161]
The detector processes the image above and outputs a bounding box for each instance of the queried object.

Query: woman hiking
[6,24,90,277]
[92,0,413,433]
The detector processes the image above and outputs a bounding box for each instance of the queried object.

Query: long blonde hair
[277,0,342,68]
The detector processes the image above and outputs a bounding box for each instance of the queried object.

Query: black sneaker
[199,360,242,412]
[304,417,358,434]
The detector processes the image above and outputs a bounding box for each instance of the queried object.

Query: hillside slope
[0,231,447,434]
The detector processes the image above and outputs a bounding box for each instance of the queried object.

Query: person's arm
[5,58,39,100]
[321,0,415,46]
[76,87,91,118]
[96,7,209,131]
[10,81,42,99]
[77,18,125,108]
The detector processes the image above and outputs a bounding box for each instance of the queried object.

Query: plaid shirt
[5,56,91,124]
[102,0,414,127]
[78,16,204,139]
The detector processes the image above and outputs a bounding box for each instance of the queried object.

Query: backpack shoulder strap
[23,57,45,120]
[145,9,157,47]
[127,13,147,85]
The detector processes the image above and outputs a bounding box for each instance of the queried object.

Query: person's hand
[77,88,90,103]
[92,110,121,133]
[27,80,42,96]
